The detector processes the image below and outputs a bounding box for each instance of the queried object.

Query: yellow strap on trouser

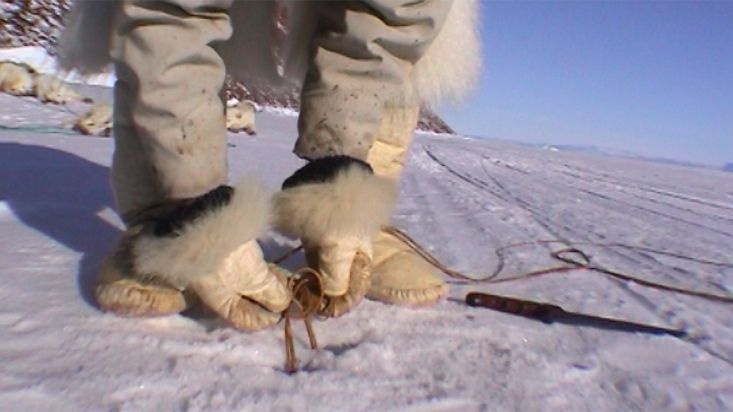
[294,0,452,161]
[367,105,420,180]
[365,105,449,306]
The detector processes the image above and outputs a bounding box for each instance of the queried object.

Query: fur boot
[365,105,448,306]
[97,180,291,330]
[273,157,396,316]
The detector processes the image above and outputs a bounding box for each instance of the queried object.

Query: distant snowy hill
[1,90,733,410]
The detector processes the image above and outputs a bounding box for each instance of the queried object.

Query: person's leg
[365,106,447,306]
[98,0,290,329]
[293,0,453,161]
[364,0,482,307]
[274,0,453,316]
[111,0,232,221]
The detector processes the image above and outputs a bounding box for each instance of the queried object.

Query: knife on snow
[466,292,686,338]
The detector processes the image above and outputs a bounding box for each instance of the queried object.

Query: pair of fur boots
[98,146,446,330]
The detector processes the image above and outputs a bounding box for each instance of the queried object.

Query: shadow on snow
[0,142,120,308]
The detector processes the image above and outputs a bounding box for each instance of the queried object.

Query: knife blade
[466,292,686,338]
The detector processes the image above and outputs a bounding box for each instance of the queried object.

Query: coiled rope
[275,225,733,372]
[383,226,733,304]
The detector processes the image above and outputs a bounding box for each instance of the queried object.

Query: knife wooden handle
[466,292,562,323]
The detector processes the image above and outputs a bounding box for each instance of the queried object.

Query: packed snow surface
[1,90,732,411]
[0,46,115,87]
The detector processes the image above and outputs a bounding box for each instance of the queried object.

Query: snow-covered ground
[1,89,732,411]
[0,46,115,87]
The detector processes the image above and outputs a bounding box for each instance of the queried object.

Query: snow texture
[0,46,114,87]
[1,88,733,411]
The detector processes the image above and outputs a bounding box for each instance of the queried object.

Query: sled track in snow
[562,164,733,213]
[402,153,524,278]
[419,144,573,263]
[470,148,733,239]
[421,144,572,242]
[557,166,733,226]
[566,185,733,238]
[419,143,733,368]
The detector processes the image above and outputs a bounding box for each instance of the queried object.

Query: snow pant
[111,0,452,223]
[292,0,452,160]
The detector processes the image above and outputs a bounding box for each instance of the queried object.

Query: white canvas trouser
[294,0,452,161]
[111,0,234,222]
[111,0,452,222]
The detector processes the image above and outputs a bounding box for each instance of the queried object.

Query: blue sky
[439,1,733,167]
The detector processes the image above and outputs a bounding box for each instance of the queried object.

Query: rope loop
[551,248,591,267]
[382,225,733,304]
[276,225,733,372]
[283,267,324,374]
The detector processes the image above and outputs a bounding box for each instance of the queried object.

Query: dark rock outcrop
[0,0,70,51]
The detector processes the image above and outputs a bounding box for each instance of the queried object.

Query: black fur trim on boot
[130,178,271,289]
[282,156,373,190]
[149,185,234,237]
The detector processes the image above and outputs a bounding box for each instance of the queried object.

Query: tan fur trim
[273,166,397,243]
[33,74,84,104]
[73,104,112,137]
[226,100,256,135]
[0,62,35,95]
[132,178,271,289]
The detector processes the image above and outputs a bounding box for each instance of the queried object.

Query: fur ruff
[273,165,396,243]
[410,0,481,105]
[132,178,271,289]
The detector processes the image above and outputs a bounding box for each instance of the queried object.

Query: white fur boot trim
[274,160,396,315]
[273,165,396,244]
[132,178,271,290]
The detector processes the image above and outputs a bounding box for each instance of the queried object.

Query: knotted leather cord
[283,267,324,373]
[272,226,733,372]
[382,226,733,304]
